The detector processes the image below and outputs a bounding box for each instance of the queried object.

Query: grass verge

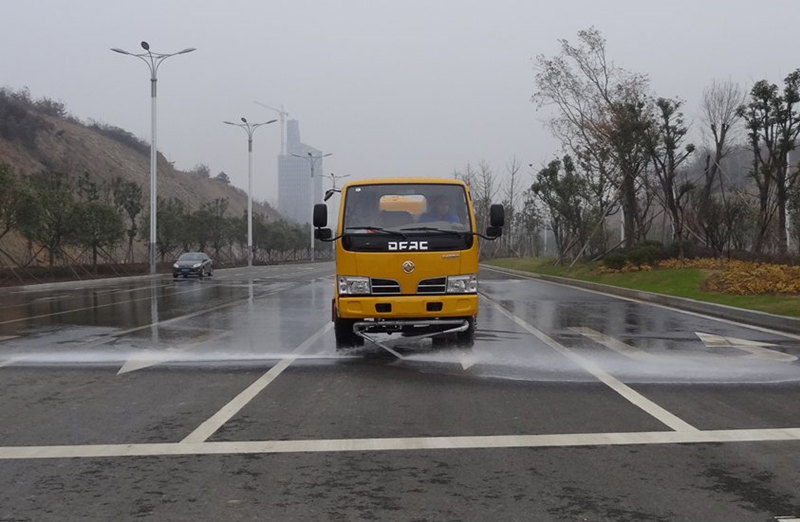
[485,257,800,318]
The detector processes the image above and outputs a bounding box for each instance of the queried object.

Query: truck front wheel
[334,317,364,349]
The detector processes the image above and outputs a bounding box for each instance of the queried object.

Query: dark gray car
[172,252,213,278]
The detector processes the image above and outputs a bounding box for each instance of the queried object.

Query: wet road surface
[0,262,799,521]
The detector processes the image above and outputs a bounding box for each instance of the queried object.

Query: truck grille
[417,277,447,294]
[370,278,401,295]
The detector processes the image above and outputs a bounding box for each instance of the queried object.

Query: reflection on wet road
[0,262,799,521]
[2,263,798,385]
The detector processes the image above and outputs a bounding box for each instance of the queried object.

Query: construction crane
[254,101,289,154]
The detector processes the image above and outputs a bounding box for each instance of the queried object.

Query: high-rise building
[277,120,324,224]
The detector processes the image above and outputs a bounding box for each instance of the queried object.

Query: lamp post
[224,117,277,267]
[111,41,196,274]
[329,172,350,190]
[291,151,332,261]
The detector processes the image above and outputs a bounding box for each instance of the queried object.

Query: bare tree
[502,157,522,255]
[534,27,651,248]
[700,80,745,196]
[690,80,746,251]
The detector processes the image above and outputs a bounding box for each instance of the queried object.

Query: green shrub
[603,251,628,270]
[603,241,665,269]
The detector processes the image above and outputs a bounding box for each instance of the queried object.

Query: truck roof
[341,177,467,189]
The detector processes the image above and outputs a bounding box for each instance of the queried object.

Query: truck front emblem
[402,261,415,273]
[388,241,428,251]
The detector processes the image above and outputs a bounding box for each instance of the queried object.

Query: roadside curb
[481,264,800,336]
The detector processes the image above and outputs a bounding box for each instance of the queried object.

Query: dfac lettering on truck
[313,178,504,351]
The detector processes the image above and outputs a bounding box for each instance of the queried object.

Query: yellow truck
[313,178,504,351]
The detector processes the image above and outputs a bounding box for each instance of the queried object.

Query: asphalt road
[0,262,799,521]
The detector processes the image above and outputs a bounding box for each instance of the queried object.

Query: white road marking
[481,265,800,343]
[0,427,798,460]
[0,267,320,326]
[181,322,334,443]
[458,349,477,370]
[0,283,192,326]
[0,356,23,368]
[117,331,224,374]
[573,327,798,369]
[570,327,658,361]
[69,282,298,352]
[117,347,189,375]
[0,335,19,342]
[696,332,797,362]
[481,294,699,433]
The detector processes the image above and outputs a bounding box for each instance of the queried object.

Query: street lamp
[329,172,350,190]
[111,42,196,274]
[224,117,277,267]
[291,151,332,261]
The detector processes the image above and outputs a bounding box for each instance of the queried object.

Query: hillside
[0,88,288,268]
[0,93,279,219]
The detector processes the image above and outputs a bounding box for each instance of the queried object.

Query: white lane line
[570,327,658,362]
[1,427,799,460]
[117,331,226,374]
[70,283,299,351]
[696,332,798,362]
[181,322,334,444]
[0,275,309,326]
[481,294,699,433]
[0,283,192,326]
[0,335,19,342]
[481,265,800,343]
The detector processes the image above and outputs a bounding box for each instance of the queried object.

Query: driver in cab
[419,194,459,223]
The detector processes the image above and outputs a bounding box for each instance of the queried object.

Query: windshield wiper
[344,226,407,239]
[398,226,464,236]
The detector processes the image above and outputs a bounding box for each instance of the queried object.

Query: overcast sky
[2,0,799,206]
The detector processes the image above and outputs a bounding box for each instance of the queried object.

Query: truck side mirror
[489,204,505,227]
[486,226,502,238]
[315,228,332,240]
[313,203,327,228]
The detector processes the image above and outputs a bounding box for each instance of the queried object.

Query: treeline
[144,195,320,264]
[0,164,322,273]
[0,87,67,151]
[460,28,800,263]
[455,158,542,259]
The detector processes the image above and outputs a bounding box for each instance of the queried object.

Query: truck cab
[313,178,504,350]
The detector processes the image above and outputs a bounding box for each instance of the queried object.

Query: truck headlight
[446,274,477,293]
[338,276,371,295]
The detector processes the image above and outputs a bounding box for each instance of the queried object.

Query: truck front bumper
[336,294,478,319]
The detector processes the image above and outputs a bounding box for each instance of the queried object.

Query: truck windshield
[342,183,473,252]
